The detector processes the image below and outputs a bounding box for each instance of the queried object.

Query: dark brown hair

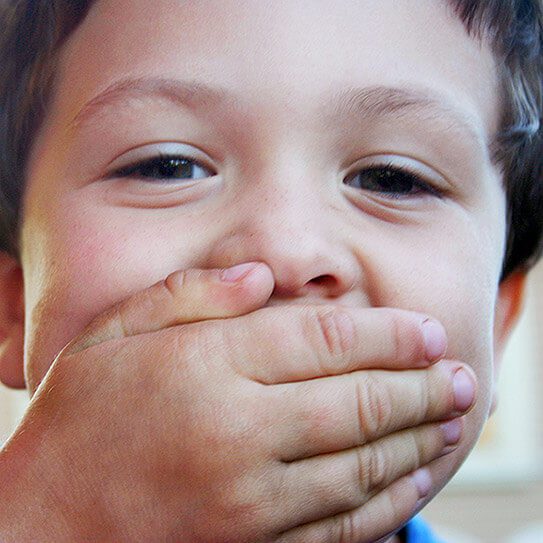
[1,0,542,280]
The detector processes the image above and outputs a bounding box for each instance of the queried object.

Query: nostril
[309,275,336,288]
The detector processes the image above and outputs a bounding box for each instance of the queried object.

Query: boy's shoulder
[402,516,447,543]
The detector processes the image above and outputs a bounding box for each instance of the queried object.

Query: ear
[0,252,25,389]
[490,270,527,414]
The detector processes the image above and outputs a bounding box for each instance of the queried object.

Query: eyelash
[110,153,216,182]
[344,162,442,199]
[110,153,440,199]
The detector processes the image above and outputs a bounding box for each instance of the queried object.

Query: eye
[110,153,216,182]
[344,163,441,199]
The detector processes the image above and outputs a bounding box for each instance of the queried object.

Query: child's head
[0,0,541,520]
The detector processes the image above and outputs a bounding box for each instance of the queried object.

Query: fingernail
[453,368,476,412]
[220,262,259,282]
[441,418,462,446]
[412,468,432,498]
[422,319,447,361]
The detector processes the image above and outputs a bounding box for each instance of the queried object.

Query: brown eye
[112,155,215,182]
[345,165,439,199]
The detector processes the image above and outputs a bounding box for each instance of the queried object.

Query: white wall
[0,386,28,445]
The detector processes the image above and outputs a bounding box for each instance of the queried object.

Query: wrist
[0,412,111,541]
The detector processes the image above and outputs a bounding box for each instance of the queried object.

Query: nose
[206,166,361,303]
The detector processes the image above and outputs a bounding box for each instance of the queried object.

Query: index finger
[220,305,447,383]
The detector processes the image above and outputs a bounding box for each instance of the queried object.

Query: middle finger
[271,360,476,461]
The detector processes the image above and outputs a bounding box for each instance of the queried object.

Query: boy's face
[13,0,516,506]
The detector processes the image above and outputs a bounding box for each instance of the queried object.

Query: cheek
[21,223,124,391]
[361,215,502,412]
[356,215,503,494]
[19,198,191,391]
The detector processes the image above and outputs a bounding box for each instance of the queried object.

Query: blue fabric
[403,516,446,543]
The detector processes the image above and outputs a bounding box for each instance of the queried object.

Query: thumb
[62,262,274,356]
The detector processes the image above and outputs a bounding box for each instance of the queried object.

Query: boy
[0,0,541,541]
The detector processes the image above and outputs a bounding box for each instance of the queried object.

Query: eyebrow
[326,85,486,150]
[69,76,487,149]
[69,77,245,130]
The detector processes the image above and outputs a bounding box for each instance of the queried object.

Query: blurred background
[1,262,542,542]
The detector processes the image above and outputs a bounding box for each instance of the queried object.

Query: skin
[0,0,528,540]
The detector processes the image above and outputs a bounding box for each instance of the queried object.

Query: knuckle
[403,370,432,425]
[113,304,132,338]
[355,447,370,496]
[408,431,426,468]
[417,373,432,419]
[166,323,224,379]
[164,268,217,298]
[426,364,452,417]
[164,269,186,296]
[210,318,247,375]
[367,443,389,492]
[383,490,405,529]
[389,313,404,360]
[356,442,388,497]
[306,306,355,372]
[389,312,423,363]
[338,512,356,543]
[355,375,392,441]
[164,268,206,297]
[216,480,270,540]
[167,324,195,361]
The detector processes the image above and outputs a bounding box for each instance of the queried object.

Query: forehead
[51,0,500,144]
